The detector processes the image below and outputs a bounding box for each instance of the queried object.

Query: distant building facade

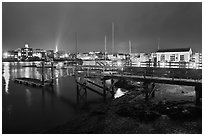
[191,53,202,63]
[155,48,192,62]
[21,44,33,61]
[46,50,54,60]
[33,49,46,60]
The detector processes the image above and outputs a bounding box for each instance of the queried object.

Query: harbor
[2,60,202,133]
[2,2,202,134]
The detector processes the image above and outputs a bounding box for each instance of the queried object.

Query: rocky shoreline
[45,84,202,134]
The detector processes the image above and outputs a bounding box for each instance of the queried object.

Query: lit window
[160,54,165,61]
[180,55,184,61]
[170,55,175,61]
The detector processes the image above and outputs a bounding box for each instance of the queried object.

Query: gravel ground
[45,84,202,134]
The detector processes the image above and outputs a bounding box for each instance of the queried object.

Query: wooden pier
[75,66,202,104]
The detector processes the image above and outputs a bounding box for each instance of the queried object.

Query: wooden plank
[76,81,104,96]
[104,74,201,86]
[87,80,103,89]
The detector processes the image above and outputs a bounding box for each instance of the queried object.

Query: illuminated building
[46,50,54,60]
[33,49,46,60]
[155,48,192,62]
[21,44,33,61]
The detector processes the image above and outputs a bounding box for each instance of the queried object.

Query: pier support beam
[151,83,155,98]
[51,61,54,85]
[143,82,149,102]
[41,61,45,86]
[103,78,106,101]
[110,78,115,99]
[143,82,156,101]
[195,84,202,105]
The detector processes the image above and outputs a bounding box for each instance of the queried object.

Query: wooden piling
[41,61,45,86]
[83,80,87,102]
[51,61,54,85]
[111,78,115,99]
[143,82,149,102]
[76,84,80,104]
[151,83,155,98]
[195,84,202,105]
[103,78,106,101]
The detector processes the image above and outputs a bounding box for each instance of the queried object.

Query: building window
[170,55,175,61]
[160,54,165,61]
[180,55,184,61]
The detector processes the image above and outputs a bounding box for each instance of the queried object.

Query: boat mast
[129,40,131,55]
[105,35,107,66]
[157,37,160,50]
[75,32,78,60]
[112,22,114,54]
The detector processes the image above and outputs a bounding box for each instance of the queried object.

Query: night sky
[2,2,202,53]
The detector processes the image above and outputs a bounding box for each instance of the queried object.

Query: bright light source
[65,53,68,58]
[117,61,122,67]
[3,52,9,58]
[25,44,29,48]
[161,62,165,67]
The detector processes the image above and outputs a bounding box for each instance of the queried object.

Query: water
[2,62,104,133]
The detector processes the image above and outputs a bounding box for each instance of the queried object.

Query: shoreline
[45,84,202,134]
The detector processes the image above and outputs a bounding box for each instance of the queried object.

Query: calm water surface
[2,62,103,133]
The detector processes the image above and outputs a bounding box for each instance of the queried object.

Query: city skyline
[3,2,202,53]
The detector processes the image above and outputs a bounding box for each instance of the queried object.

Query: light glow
[3,52,9,58]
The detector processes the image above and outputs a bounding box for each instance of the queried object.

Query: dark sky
[2,2,202,53]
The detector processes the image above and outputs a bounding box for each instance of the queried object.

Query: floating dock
[14,77,53,88]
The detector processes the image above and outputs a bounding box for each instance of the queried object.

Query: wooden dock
[14,78,53,88]
[75,66,202,104]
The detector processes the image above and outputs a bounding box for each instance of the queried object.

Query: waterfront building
[54,51,67,59]
[77,52,98,60]
[33,49,46,60]
[46,50,54,60]
[191,53,202,63]
[190,52,202,68]
[155,48,192,62]
[6,50,19,60]
[130,53,150,62]
[21,44,33,61]
[107,53,129,60]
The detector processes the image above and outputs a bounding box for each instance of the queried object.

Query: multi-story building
[33,49,46,59]
[21,44,33,61]
[155,48,192,62]
[46,50,54,60]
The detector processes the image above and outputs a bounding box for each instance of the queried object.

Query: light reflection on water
[3,62,10,94]
[2,62,103,133]
[25,89,32,107]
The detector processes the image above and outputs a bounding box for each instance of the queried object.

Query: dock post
[51,61,54,85]
[111,78,115,99]
[143,82,149,102]
[103,78,106,101]
[151,83,155,98]
[83,80,87,102]
[76,83,80,104]
[41,61,45,86]
[195,84,202,105]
